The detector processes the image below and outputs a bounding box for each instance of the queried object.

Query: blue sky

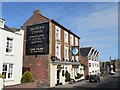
[1,2,118,61]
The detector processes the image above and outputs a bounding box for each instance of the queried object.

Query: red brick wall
[80,56,89,79]
[61,29,64,59]
[78,38,80,62]
[68,33,70,60]
[22,12,50,86]
[51,23,55,56]
[23,55,49,85]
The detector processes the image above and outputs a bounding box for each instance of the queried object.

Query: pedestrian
[97,73,100,82]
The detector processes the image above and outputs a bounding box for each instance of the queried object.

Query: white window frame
[89,63,91,67]
[2,63,14,80]
[64,46,68,59]
[75,37,78,46]
[55,26,61,40]
[70,35,73,45]
[64,31,68,43]
[55,43,61,59]
[6,37,14,54]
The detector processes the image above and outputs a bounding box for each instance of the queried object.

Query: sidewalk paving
[54,75,109,88]
[54,80,86,88]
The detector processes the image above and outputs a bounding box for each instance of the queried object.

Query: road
[74,73,120,88]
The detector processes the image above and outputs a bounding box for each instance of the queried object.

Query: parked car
[89,75,100,82]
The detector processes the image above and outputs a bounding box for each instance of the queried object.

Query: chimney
[33,10,40,15]
[0,18,5,28]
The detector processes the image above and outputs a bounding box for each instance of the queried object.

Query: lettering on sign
[26,22,49,55]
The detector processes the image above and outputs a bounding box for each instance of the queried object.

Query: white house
[88,47,100,75]
[0,18,24,87]
[80,47,100,77]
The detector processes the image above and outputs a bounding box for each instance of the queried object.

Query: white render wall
[0,78,3,90]
[0,28,24,86]
[88,60,100,75]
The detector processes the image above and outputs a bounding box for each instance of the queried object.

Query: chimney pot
[33,10,40,15]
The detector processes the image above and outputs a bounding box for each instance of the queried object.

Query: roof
[22,11,80,39]
[4,24,11,31]
[2,24,20,34]
[80,47,92,56]
[91,48,94,55]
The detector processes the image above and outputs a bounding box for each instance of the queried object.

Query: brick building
[80,47,100,79]
[22,10,84,87]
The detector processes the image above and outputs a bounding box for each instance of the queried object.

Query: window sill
[4,79,14,82]
[5,54,14,56]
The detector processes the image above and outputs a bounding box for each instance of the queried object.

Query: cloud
[74,5,118,32]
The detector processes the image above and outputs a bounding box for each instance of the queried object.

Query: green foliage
[75,73,83,79]
[65,70,71,82]
[21,71,34,83]
[0,74,4,78]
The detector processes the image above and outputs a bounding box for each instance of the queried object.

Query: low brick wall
[4,82,36,88]
[4,81,48,89]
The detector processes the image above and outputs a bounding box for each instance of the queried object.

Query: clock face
[72,47,79,55]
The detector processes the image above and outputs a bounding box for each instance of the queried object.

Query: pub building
[22,10,84,87]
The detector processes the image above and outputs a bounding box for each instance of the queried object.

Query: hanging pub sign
[71,46,79,56]
[26,22,49,55]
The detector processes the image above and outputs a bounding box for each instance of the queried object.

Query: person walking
[97,73,100,82]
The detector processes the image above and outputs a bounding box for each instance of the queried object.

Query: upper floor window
[64,46,68,59]
[75,37,78,46]
[64,31,68,43]
[70,35,73,45]
[2,63,14,79]
[89,63,91,67]
[6,37,13,53]
[55,26,61,40]
[92,63,94,67]
[56,44,61,59]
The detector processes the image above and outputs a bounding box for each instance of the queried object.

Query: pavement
[53,74,110,88]
[53,80,86,88]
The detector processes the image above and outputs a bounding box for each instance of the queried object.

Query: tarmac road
[74,72,120,88]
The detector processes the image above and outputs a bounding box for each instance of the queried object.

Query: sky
[1,2,118,62]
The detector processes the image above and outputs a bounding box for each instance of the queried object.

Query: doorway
[57,70,60,85]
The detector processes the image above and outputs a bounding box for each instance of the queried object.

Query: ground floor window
[2,63,14,79]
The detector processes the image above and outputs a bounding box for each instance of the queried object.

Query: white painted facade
[0,78,3,90]
[88,60,100,75]
[0,19,24,86]
[88,48,100,75]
